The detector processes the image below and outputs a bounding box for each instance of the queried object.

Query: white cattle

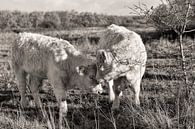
[96,24,147,109]
[11,32,99,121]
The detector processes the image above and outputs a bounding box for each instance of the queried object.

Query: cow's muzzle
[92,84,104,94]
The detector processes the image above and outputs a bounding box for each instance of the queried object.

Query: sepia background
[0,0,195,129]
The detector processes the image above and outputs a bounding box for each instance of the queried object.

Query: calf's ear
[96,49,107,62]
[76,66,87,76]
[96,49,112,64]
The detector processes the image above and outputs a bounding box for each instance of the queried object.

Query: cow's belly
[22,62,47,78]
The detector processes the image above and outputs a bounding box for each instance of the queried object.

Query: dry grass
[0,112,46,129]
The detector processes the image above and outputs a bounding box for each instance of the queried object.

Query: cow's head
[75,64,104,94]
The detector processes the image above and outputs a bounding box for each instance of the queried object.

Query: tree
[57,11,71,29]
[131,0,195,83]
[29,11,44,28]
[0,11,17,29]
[130,1,195,127]
[41,12,61,29]
[16,12,32,28]
[94,14,108,27]
[80,12,97,27]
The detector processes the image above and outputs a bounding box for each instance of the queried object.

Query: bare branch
[182,3,191,33]
[129,0,194,35]
[184,28,195,33]
[128,6,142,15]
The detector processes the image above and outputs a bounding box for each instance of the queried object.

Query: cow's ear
[97,49,112,64]
[96,49,107,61]
[76,66,87,76]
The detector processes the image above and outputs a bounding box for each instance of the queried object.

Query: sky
[0,0,162,16]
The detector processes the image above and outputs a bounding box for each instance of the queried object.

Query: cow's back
[96,24,147,81]
[99,24,147,69]
[11,32,81,77]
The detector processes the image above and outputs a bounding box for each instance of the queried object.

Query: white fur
[60,100,68,114]
[108,80,115,101]
[18,32,81,62]
[92,84,103,94]
[97,24,147,106]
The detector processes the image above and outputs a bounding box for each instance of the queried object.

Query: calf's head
[75,64,103,94]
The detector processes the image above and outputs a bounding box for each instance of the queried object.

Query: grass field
[0,29,195,129]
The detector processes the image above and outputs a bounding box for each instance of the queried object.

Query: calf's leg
[48,73,67,129]
[29,75,43,108]
[132,79,141,105]
[126,71,142,105]
[49,77,67,114]
[29,76,53,129]
[108,80,115,102]
[107,79,122,109]
[111,77,124,109]
[15,69,28,108]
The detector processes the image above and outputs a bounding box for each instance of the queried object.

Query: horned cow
[11,32,100,118]
[96,24,147,109]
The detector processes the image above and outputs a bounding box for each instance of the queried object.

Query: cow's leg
[51,79,67,114]
[126,74,142,105]
[15,69,28,108]
[29,75,42,108]
[126,70,142,105]
[106,79,121,109]
[111,77,124,109]
[53,81,67,129]
[111,94,120,110]
[107,79,123,109]
[107,79,120,109]
[29,76,52,129]
[47,61,68,128]
[133,65,145,105]
[48,74,67,129]
[48,61,67,113]
[108,79,115,102]
[132,79,141,105]
[49,76,67,111]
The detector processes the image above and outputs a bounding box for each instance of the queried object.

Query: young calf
[96,24,147,109]
[11,32,99,116]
